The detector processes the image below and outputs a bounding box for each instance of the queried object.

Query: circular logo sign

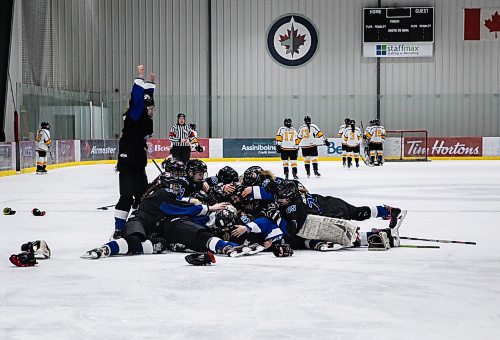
[267,14,318,67]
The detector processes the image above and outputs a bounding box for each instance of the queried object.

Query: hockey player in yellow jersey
[343,120,362,168]
[364,118,386,166]
[338,117,351,167]
[275,118,299,180]
[35,122,52,174]
[296,115,330,177]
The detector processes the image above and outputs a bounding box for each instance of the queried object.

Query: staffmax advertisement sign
[363,43,433,57]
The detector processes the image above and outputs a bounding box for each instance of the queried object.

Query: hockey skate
[314,171,321,177]
[81,245,111,259]
[368,231,390,251]
[151,238,167,254]
[384,206,407,229]
[293,173,299,180]
[224,243,264,257]
[314,241,343,252]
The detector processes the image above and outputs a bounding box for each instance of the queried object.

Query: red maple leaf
[279,23,306,56]
[484,11,500,38]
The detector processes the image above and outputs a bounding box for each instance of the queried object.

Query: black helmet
[229,183,253,207]
[344,117,351,125]
[350,119,356,126]
[186,159,207,182]
[242,166,264,186]
[284,118,292,128]
[41,122,50,130]
[158,176,189,197]
[304,116,311,124]
[214,206,238,232]
[177,112,186,119]
[275,181,299,206]
[161,158,185,178]
[143,94,155,107]
[217,166,238,184]
[372,118,380,126]
[189,123,196,131]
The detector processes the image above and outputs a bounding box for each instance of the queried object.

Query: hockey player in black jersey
[274,181,406,249]
[113,65,156,239]
[82,177,241,259]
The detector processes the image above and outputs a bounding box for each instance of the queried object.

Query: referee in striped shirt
[169,113,203,163]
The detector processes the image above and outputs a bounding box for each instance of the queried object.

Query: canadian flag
[464,8,500,40]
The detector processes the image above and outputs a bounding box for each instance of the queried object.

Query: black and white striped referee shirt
[169,124,197,146]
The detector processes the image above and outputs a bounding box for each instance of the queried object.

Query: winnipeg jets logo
[267,14,318,67]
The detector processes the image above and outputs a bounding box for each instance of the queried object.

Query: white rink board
[1,160,500,339]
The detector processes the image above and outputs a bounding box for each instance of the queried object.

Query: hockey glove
[276,145,282,153]
[195,145,204,153]
[3,207,16,215]
[272,241,294,257]
[9,251,37,267]
[32,208,46,216]
[185,251,216,266]
[324,139,331,147]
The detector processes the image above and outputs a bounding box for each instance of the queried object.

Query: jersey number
[284,131,295,141]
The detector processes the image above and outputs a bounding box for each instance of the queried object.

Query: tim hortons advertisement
[80,140,119,161]
[146,138,210,159]
[0,143,13,171]
[57,140,75,163]
[405,137,483,157]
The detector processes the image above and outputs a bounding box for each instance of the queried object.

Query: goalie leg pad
[297,215,359,247]
[368,232,390,251]
[9,251,37,267]
[21,240,51,259]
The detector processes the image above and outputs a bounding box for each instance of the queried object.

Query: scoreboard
[363,7,434,43]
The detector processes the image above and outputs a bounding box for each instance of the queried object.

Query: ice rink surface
[1,160,499,339]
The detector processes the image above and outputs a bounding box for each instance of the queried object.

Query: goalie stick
[399,244,440,249]
[400,237,476,245]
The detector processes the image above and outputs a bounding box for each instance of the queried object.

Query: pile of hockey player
[80,158,406,266]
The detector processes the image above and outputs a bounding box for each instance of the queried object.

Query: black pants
[116,170,148,212]
[160,217,214,252]
[316,195,371,221]
[171,146,192,164]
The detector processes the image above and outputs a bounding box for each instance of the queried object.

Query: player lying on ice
[82,176,259,260]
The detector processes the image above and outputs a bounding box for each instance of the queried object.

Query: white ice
[1,160,499,339]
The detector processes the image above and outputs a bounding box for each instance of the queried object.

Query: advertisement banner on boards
[0,143,13,171]
[146,138,210,159]
[19,141,36,169]
[57,140,76,163]
[80,140,119,161]
[223,138,343,158]
[405,137,483,157]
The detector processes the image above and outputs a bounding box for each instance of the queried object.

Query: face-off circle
[267,14,318,67]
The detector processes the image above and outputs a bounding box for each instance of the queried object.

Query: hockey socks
[106,238,129,255]
[114,209,129,231]
[372,205,389,219]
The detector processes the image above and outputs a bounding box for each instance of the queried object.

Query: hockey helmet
[214,206,238,232]
[284,118,292,128]
[344,117,351,125]
[177,112,186,119]
[186,159,207,182]
[217,166,239,184]
[191,190,210,204]
[143,94,155,107]
[303,115,312,124]
[161,158,186,178]
[40,122,51,130]
[275,181,299,206]
[372,118,380,126]
[189,123,197,131]
[242,166,264,186]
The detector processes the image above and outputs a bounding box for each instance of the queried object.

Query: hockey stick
[400,237,476,245]
[399,244,440,249]
[48,149,55,164]
[151,158,163,173]
[97,204,115,210]
[359,121,371,166]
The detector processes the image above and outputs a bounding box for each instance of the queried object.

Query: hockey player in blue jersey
[113,65,156,239]
[82,177,241,260]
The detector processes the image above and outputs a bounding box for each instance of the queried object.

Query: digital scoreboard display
[363,7,434,43]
